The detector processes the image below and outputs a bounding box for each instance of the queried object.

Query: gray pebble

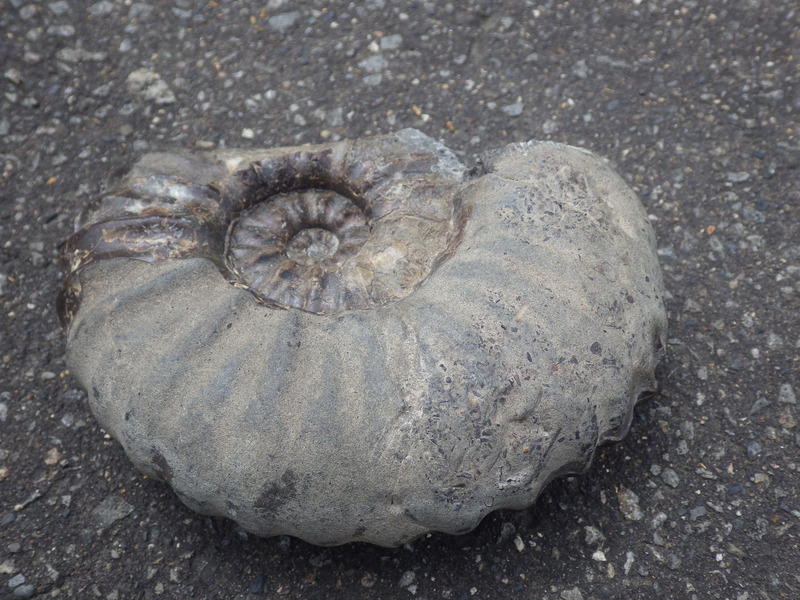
[683,298,702,313]
[657,245,676,260]
[696,467,717,480]
[496,521,515,544]
[652,531,664,545]
[560,587,584,600]
[380,34,403,50]
[572,59,589,79]
[767,332,784,348]
[88,0,114,16]
[268,11,301,33]
[583,525,605,546]
[92,83,112,98]
[4,68,22,85]
[651,512,667,529]
[778,383,797,404]
[499,16,514,30]
[596,54,629,68]
[623,551,635,575]
[749,396,770,415]
[726,171,751,183]
[8,573,25,588]
[56,47,107,62]
[745,440,762,457]
[501,103,524,117]
[359,54,387,74]
[0,403,8,422]
[760,89,784,102]
[689,506,706,521]
[48,1,70,15]
[13,585,35,599]
[617,486,643,521]
[62,388,85,402]
[398,570,416,588]
[542,119,559,134]
[46,24,76,36]
[661,468,680,488]
[25,27,42,42]
[128,3,153,19]
[126,69,176,105]
[92,495,134,529]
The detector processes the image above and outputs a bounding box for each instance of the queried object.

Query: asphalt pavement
[0,1,798,599]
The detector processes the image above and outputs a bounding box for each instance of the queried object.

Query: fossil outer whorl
[60,129,667,547]
[59,129,466,320]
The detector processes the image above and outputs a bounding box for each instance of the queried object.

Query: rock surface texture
[60,129,666,546]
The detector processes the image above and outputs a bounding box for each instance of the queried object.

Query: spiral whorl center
[214,133,469,315]
[286,228,340,265]
[225,188,373,313]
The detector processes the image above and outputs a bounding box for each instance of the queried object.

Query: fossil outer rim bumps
[61,129,667,546]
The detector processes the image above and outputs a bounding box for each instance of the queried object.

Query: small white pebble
[592,549,607,562]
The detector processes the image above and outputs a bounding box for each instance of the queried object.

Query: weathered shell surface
[62,129,667,546]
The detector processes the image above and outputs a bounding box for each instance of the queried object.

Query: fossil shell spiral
[60,129,667,546]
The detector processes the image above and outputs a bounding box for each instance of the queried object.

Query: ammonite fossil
[60,129,667,546]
